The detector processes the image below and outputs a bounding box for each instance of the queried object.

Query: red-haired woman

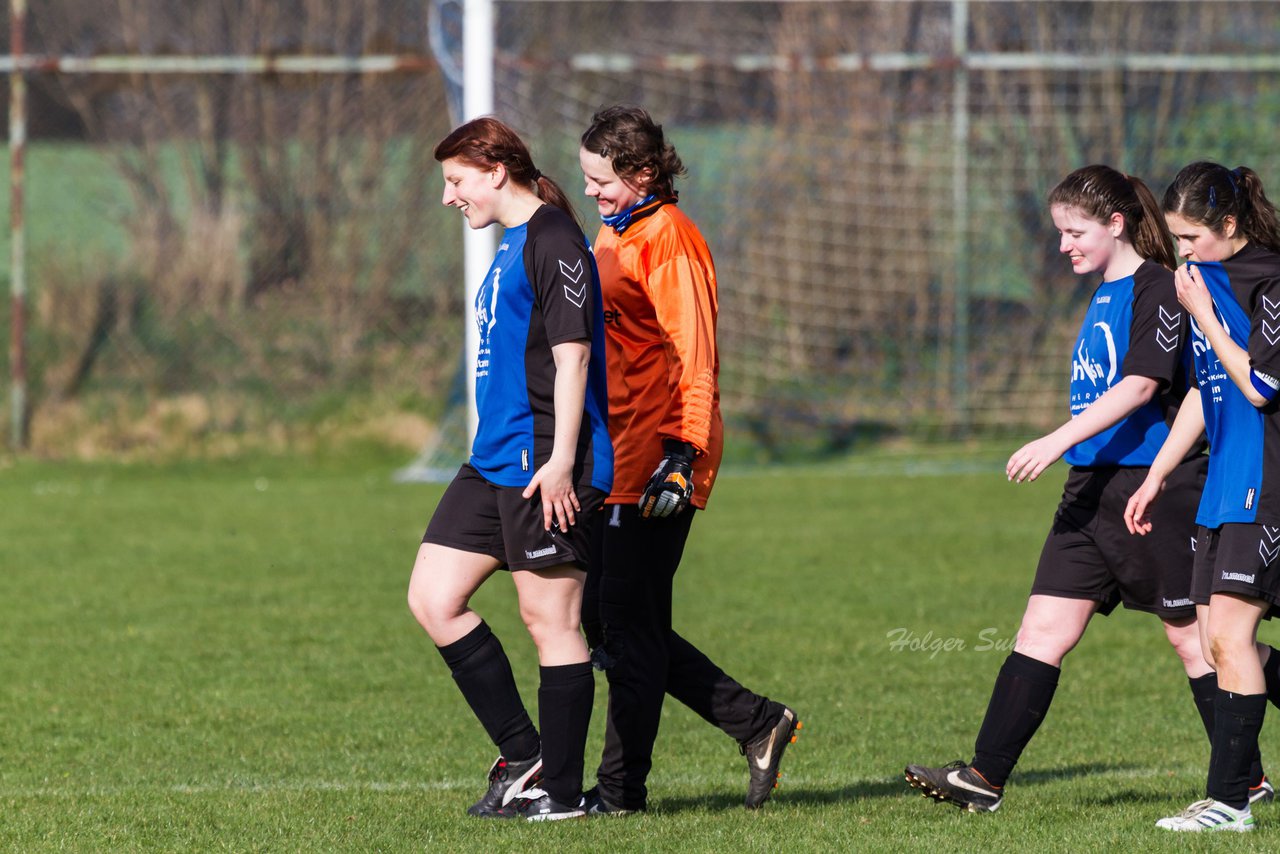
[407,116,613,821]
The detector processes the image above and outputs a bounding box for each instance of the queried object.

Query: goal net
[20,1,1280,467]
[408,0,1280,472]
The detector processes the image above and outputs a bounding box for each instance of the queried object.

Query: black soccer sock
[1189,672,1220,741]
[436,621,540,762]
[536,661,594,807]
[1190,672,1265,786]
[971,651,1060,789]
[1207,690,1267,810]
[1261,645,1280,710]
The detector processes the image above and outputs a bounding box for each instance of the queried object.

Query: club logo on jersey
[1189,308,1230,360]
[1073,321,1118,387]
[559,258,586,307]
[1261,526,1280,567]
[476,266,502,336]
[1157,305,1181,353]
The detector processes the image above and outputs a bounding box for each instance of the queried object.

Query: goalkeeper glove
[638,439,696,518]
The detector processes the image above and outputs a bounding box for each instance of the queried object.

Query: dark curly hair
[580,105,686,198]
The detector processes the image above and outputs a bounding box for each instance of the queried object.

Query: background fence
[5,0,1280,463]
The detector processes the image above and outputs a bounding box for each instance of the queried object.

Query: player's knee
[1201,645,1218,670]
[1207,631,1252,669]
[1013,621,1077,662]
[521,611,579,650]
[1163,620,1201,656]
[520,612,568,642]
[406,582,460,636]
[1169,635,1204,666]
[405,588,436,632]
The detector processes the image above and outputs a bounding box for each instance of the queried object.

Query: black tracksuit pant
[582,504,782,810]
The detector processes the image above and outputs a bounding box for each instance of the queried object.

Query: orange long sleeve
[592,202,724,508]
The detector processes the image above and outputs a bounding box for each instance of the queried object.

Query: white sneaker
[1250,776,1275,805]
[1156,798,1255,832]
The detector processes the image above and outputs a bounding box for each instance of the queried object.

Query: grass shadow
[1081,789,1191,807]
[656,764,1154,814]
[654,779,912,814]
[1013,762,1144,787]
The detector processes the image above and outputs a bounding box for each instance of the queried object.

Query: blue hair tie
[1209,186,1217,209]
[601,194,657,235]
[1228,167,1242,196]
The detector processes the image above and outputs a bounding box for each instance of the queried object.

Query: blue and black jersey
[470,204,613,493]
[1065,259,1193,467]
[1187,242,1280,527]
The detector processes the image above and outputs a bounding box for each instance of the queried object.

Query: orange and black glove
[638,439,696,518]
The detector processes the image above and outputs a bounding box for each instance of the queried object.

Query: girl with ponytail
[406,116,613,821]
[1129,162,1280,832]
[908,164,1233,815]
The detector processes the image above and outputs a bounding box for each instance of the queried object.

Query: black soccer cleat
[742,707,801,809]
[466,754,543,818]
[496,787,586,821]
[904,760,1003,813]
[580,786,644,817]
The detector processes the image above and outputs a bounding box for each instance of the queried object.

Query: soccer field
[3,450,1277,851]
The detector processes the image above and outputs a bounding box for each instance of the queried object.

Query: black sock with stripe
[1190,672,1265,788]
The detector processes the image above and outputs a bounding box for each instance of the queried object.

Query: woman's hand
[1006,435,1069,483]
[1174,263,1216,325]
[523,456,580,531]
[1124,474,1166,536]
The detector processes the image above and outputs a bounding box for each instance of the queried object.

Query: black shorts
[1029,456,1206,619]
[422,464,605,571]
[1191,523,1280,619]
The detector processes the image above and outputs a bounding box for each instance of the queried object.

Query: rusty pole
[9,0,26,449]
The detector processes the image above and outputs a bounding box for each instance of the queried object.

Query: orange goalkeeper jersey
[591,198,723,508]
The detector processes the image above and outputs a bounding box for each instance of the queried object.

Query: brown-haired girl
[577,105,799,814]
[906,164,1261,813]
[1129,162,1280,832]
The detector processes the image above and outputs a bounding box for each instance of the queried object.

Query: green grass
[2,449,1278,851]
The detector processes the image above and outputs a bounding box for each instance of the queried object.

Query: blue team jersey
[1065,260,1187,467]
[1187,244,1280,527]
[470,205,613,493]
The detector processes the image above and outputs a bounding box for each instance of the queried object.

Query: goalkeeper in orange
[576,105,799,815]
